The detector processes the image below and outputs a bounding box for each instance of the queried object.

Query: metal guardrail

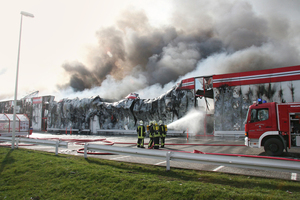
[46,128,184,136]
[83,143,300,173]
[214,131,245,138]
[96,129,184,136]
[47,128,80,132]
[0,137,13,142]
[0,136,68,155]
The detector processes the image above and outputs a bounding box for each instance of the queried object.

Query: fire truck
[244,99,300,156]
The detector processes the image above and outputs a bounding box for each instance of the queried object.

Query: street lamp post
[12,11,34,149]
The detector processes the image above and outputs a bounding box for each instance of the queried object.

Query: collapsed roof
[47,86,195,130]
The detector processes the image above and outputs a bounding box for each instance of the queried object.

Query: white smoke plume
[57,0,300,101]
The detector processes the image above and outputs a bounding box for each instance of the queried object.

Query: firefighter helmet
[139,120,143,125]
[159,120,162,125]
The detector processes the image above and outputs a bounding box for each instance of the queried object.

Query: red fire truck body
[245,101,300,156]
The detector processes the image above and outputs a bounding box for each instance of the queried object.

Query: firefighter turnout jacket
[159,124,167,137]
[149,124,155,138]
[137,125,146,138]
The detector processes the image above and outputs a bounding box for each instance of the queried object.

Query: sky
[1,0,300,101]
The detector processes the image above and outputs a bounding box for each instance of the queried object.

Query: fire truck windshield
[244,107,250,124]
[258,109,269,121]
[249,108,269,123]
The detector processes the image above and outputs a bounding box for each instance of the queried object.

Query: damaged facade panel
[213,85,252,134]
[194,76,215,134]
[46,88,194,133]
[31,96,55,131]
[213,65,300,136]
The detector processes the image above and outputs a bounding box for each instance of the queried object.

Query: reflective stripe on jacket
[149,125,155,138]
[137,125,146,138]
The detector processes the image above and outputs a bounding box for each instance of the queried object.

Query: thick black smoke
[60,0,300,99]
[62,62,100,91]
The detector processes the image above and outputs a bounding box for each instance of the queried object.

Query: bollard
[186,128,189,140]
[16,138,19,148]
[166,151,172,171]
[84,143,88,158]
[55,141,59,155]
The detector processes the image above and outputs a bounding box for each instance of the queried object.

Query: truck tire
[264,138,283,156]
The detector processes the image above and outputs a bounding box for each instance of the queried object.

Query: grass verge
[0,147,299,199]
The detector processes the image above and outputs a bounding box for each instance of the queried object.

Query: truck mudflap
[245,137,260,148]
[244,137,249,146]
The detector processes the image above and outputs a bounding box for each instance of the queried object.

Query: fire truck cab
[244,99,300,156]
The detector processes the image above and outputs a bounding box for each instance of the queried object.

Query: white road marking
[155,161,166,165]
[213,165,224,172]
[109,156,130,160]
[291,173,297,180]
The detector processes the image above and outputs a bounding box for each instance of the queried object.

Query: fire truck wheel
[264,138,283,156]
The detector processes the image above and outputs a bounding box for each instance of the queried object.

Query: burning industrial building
[1,1,300,136]
[1,65,300,137]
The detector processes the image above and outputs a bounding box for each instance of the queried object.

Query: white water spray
[167,108,205,136]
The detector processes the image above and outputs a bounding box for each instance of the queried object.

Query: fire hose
[2,136,299,161]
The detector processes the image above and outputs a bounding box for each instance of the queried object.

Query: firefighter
[153,120,160,149]
[159,120,167,148]
[148,121,155,149]
[136,120,146,148]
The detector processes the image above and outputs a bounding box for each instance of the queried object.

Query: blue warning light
[258,98,262,104]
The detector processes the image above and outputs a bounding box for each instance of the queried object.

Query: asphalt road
[2,132,300,181]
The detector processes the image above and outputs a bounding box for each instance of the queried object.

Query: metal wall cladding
[214,81,300,132]
[46,88,195,131]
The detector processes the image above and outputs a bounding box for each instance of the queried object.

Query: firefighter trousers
[161,137,165,147]
[148,137,154,148]
[137,138,145,148]
[154,137,160,149]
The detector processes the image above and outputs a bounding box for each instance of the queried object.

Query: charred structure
[0,87,196,134]
[46,87,195,132]
[1,65,300,137]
